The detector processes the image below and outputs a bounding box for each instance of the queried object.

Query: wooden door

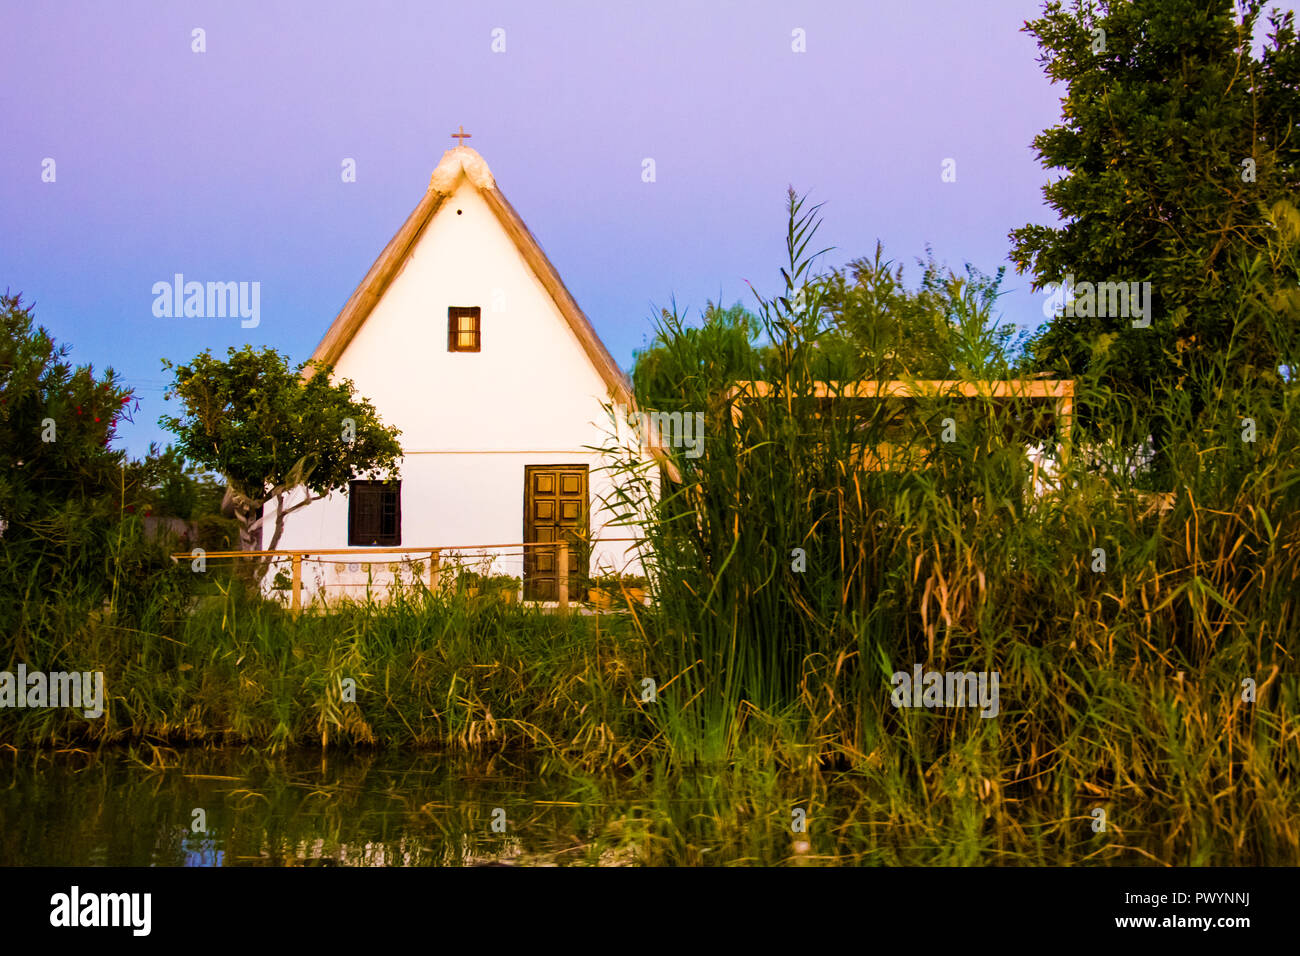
[523,465,588,601]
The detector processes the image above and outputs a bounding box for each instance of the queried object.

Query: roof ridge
[429,146,495,193]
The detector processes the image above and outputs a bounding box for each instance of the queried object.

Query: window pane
[380,489,397,537]
[449,307,481,352]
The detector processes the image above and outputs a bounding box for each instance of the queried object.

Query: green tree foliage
[0,294,190,642]
[632,302,759,411]
[818,244,1025,381]
[160,346,402,565]
[632,201,1024,417]
[123,444,226,521]
[1010,0,1300,412]
[0,292,133,546]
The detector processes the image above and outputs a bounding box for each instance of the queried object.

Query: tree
[0,292,134,547]
[160,346,402,574]
[1010,0,1300,444]
[123,444,227,520]
[818,244,1026,381]
[632,242,1024,414]
[632,302,759,412]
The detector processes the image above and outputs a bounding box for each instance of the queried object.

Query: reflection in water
[0,748,841,866]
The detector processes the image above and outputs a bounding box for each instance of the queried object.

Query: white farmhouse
[266,142,645,604]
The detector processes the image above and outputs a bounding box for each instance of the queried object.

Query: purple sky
[5,1,1089,455]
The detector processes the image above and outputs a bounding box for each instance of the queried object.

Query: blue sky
[3,1,1128,455]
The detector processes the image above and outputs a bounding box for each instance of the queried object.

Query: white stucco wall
[268,175,644,604]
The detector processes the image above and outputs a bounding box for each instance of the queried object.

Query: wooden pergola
[725,379,1075,469]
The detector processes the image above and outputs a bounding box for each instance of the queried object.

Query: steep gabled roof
[308,146,631,404]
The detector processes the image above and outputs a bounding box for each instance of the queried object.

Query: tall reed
[596,192,1300,862]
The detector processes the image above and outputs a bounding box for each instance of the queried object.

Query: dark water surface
[0,747,834,866]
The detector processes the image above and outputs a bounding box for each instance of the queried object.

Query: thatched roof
[307,146,631,405]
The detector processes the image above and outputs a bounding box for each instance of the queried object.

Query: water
[0,748,837,866]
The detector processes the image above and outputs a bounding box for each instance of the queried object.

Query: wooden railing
[170,539,641,615]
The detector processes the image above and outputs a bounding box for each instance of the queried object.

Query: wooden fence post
[1057,384,1074,468]
[557,540,569,612]
[291,554,302,617]
[429,550,440,593]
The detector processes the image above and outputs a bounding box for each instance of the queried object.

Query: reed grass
[590,193,1300,863]
[4,197,1298,864]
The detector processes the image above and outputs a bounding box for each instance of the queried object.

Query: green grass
[5,200,1300,865]
[585,194,1300,863]
[0,586,659,769]
[3,440,1297,863]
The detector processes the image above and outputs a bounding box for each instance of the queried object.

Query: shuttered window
[448,306,481,352]
[348,480,401,546]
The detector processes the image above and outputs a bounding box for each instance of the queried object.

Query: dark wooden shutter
[348,481,401,546]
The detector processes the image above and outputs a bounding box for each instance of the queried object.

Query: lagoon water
[0,748,836,866]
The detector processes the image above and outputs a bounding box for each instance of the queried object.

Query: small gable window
[448,306,481,352]
[348,480,401,546]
